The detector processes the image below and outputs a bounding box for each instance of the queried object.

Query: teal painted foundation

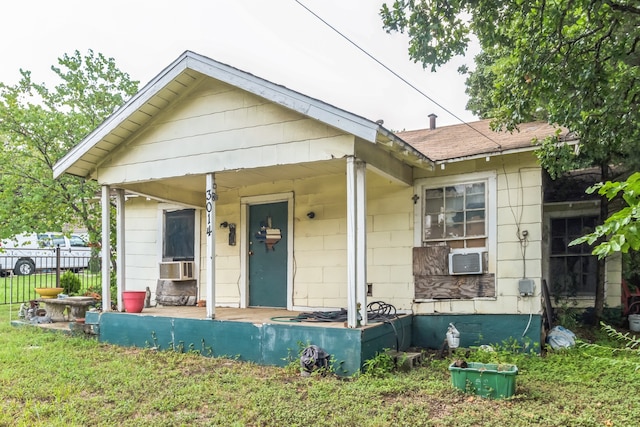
[83,312,541,374]
[85,311,413,376]
[412,314,542,352]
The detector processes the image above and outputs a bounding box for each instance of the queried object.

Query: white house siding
[123,197,161,291]
[365,174,415,309]
[97,79,354,186]
[120,152,551,315]
[118,167,413,311]
[199,189,241,306]
[605,253,622,308]
[412,153,544,316]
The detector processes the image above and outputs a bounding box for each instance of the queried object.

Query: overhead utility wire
[293,0,502,150]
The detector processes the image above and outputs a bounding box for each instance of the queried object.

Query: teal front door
[248,202,288,307]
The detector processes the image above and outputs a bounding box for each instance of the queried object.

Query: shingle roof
[396,119,577,162]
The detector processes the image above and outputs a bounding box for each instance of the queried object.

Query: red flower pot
[122,291,146,313]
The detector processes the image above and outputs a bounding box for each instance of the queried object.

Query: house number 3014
[206,185,217,236]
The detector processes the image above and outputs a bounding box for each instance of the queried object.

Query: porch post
[355,159,368,326]
[115,188,126,311]
[347,157,367,327]
[205,173,216,319]
[101,185,112,311]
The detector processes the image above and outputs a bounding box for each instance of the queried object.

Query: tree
[380,0,640,321]
[571,173,640,258]
[0,50,139,244]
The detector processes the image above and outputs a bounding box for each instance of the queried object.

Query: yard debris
[19,301,52,324]
[452,359,468,368]
[300,345,330,376]
[546,325,576,349]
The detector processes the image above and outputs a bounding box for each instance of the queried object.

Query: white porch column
[205,173,216,319]
[115,188,126,312]
[346,157,367,328]
[356,159,368,325]
[101,185,111,311]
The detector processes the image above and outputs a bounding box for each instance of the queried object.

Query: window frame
[422,181,487,248]
[414,171,497,271]
[161,208,196,262]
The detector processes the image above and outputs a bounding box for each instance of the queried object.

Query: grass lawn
[1,304,639,426]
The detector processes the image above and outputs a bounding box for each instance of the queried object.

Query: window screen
[550,216,599,296]
[163,209,195,261]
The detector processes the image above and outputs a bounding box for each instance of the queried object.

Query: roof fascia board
[434,138,580,164]
[184,54,380,142]
[437,146,538,164]
[377,127,434,169]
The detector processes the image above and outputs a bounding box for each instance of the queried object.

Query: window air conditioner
[448,250,484,275]
[159,261,194,281]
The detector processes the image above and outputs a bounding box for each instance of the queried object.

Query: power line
[293,0,502,150]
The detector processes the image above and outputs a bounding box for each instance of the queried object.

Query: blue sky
[0,0,479,131]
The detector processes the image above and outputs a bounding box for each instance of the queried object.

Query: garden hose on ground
[271,301,398,323]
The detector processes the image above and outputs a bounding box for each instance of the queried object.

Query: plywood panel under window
[415,274,496,299]
[413,246,495,299]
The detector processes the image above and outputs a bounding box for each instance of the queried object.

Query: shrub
[60,270,82,295]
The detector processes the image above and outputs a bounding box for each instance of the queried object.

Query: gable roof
[53,50,432,180]
[397,119,578,162]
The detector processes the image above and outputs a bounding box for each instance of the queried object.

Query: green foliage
[467,338,538,367]
[361,350,398,377]
[623,251,640,290]
[60,270,82,295]
[380,1,471,72]
[381,1,640,177]
[0,50,138,240]
[571,173,640,258]
[598,322,640,352]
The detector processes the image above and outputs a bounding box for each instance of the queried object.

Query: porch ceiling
[118,158,348,207]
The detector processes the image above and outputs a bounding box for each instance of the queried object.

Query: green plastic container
[449,362,518,399]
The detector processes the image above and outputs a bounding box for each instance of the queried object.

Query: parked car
[0,232,92,276]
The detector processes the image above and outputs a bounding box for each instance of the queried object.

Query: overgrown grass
[1,304,639,426]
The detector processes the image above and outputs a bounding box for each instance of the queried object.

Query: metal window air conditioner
[448,250,484,275]
[159,261,194,281]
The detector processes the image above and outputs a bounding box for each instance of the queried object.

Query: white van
[0,232,92,276]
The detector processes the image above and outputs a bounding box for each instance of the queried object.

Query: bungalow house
[53,51,621,373]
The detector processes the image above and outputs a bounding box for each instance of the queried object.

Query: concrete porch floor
[116,305,391,329]
[19,305,408,331]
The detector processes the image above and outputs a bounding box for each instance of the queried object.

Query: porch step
[387,350,423,371]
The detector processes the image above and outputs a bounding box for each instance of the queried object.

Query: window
[163,209,195,261]
[550,216,598,296]
[69,235,88,247]
[423,181,487,249]
[37,233,65,248]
